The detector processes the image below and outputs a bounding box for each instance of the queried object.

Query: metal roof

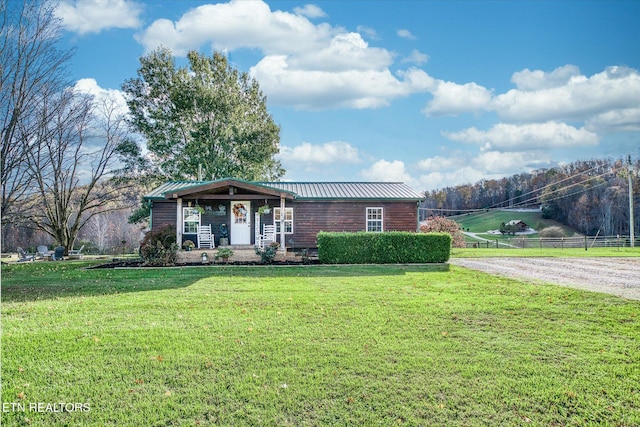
[257,182,423,200]
[145,179,423,201]
[144,181,211,200]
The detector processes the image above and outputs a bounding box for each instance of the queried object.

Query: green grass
[452,210,576,237]
[2,261,639,426]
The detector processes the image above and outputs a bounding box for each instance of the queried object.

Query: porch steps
[176,246,293,264]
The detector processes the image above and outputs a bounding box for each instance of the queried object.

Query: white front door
[230,201,251,244]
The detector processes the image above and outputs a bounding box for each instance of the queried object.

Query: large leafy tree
[122,47,284,182]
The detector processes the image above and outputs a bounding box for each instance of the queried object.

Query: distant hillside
[451,209,578,237]
[421,157,638,237]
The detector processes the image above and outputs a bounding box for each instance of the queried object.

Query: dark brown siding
[151,201,177,231]
[151,199,418,248]
[200,202,231,247]
[290,200,418,248]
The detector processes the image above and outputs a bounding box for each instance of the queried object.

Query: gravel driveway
[449,257,640,300]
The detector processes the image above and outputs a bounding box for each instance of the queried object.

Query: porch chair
[17,247,35,262]
[36,245,50,259]
[197,225,215,249]
[52,246,65,261]
[257,224,276,249]
[68,245,85,259]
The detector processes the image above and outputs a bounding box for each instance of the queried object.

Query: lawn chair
[68,245,85,259]
[36,245,49,259]
[256,224,276,249]
[197,225,215,249]
[51,246,65,261]
[17,247,35,262]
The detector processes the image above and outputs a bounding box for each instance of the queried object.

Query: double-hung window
[366,207,383,232]
[273,207,293,234]
[183,207,200,234]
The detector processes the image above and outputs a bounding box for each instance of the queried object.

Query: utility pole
[629,156,635,247]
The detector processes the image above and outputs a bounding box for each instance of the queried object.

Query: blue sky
[54,0,640,190]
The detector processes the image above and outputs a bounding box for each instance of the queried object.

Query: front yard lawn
[1,262,638,426]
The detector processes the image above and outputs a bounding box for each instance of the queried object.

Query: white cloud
[360,159,414,183]
[286,32,393,72]
[135,1,332,56]
[135,0,433,110]
[357,25,378,40]
[444,122,599,151]
[417,154,467,172]
[402,49,429,65]
[586,108,640,133]
[397,29,416,40]
[413,151,555,190]
[492,66,640,123]
[293,4,327,18]
[471,151,551,174]
[278,141,361,164]
[419,65,640,133]
[73,78,128,115]
[417,167,488,190]
[252,57,433,109]
[423,81,493,116]
[56,0,142,35]
[511,65,581,91]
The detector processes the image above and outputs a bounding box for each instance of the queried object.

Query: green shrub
[215,248,234,261]
[317,231,451,264]
[255,242,280,264]
[141,224,176,248]
[140,241,179,266]
[140,225,178,266]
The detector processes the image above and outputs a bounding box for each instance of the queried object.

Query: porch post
[279,195,286,253]
[176,198,183,245]
[254,212,260,244]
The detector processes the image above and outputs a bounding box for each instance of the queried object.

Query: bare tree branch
[1,0,72,226]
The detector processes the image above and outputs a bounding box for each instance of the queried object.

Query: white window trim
[183,207,201,234]
[274,207,294,234]
[366,207,384,232]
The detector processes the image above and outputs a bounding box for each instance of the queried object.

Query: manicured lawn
[1,261,638,426]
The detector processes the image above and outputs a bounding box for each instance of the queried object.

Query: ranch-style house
[144,178,424,252]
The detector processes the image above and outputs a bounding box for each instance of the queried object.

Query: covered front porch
[163,179,295,253]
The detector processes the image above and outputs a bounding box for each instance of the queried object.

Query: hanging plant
[258,205,271,215]
[193,203,205,214]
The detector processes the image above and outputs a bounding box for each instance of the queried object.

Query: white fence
[466,235,639,249]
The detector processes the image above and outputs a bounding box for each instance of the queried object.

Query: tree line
[421,158,639,237]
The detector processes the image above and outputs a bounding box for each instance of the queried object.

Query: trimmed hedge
[317,231,451,264]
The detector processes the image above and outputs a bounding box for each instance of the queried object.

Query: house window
[183,207,200,234]
[274,207,293,234]
[366,207,383,232]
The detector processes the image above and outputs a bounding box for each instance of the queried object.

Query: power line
[507,166,623,209]
[487,162,617,210]
[420,162,625,221]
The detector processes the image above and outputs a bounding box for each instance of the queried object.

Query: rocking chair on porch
[256,224,276,249]
[197,225,215,249]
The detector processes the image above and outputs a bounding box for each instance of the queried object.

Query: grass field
[451,210,576,237]
[1,260,639,426]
